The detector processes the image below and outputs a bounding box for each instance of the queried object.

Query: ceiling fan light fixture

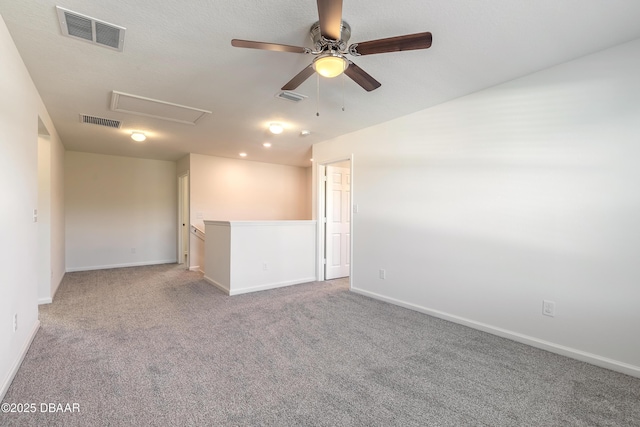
[269,123,284,134]
[131,132,146,142]
[313,54,348,78]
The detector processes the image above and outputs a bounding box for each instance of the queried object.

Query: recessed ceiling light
[131,132,146,142]
[239,152,247,157]
[263,142,272,148]
[269,123,283,134]
[300,130,311,136]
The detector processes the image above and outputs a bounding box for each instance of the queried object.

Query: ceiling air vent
[275,91,308,103]
[80,114,122,129]
[56,6,126,52]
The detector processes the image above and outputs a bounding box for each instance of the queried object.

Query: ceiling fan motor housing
[310,20,351,51]
[230,0,432,93]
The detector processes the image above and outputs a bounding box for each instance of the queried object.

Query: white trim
[228,277,317,296]
[203,275,229,294]
[316,155,354,285]
[51,272,64,302]
[189,265,202,273]
[66,259,176,273]
[0,320,40,401]
[315,163,326,282]
[38,297,52,305]
[203,220,317,227]
[204,276,316,296]
[351,287,640,379]
[178,172,190,270]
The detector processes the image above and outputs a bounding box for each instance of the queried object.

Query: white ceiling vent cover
[56,6,125,52]
[80,114,122,128]
[275,91,308,103]
[110,91,212,125]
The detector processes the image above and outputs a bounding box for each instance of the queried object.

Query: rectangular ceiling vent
[80,114,122,129]
[275,91,308,103]
[56,6,126,52]
[110,91,212,125]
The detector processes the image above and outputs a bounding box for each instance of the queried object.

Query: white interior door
[325,165,350,279]
[178,174,189,267]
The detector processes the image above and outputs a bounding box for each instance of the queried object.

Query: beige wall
[190,153,310,224]
[65,152,177,271]
[187,153,311,271]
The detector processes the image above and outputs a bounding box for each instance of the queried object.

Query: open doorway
[178,173,189,268]
[37,117,52,304]
[318,158,353,287]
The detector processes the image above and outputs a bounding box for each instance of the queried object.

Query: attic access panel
[110,91,212,125]
[56,6,126,52]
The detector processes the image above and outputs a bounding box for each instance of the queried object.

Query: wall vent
[56,6,126,52]
[80,114,122,128]
[275,91,308,103]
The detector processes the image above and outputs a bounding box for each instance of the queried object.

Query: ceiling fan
[231,0,432,92]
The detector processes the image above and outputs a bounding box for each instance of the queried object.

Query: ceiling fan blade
[317,0,343,40]
[350,32,432,56]
[281,64,316,90]
[344,61,381,92]
[231,39,310,54]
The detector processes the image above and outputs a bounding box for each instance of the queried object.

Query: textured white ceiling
[2,1,640,166]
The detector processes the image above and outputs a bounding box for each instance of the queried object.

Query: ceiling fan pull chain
[341,68,345,112]
[316,73,320,117]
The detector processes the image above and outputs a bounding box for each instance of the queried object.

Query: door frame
[178,172,190,269]
[316,155,354,285]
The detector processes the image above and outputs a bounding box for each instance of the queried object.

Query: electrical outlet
[131,247,136,254]
[379,269,386,279]
[33,209,38,223]
[542,300,556,317]
[13,314,17,332]
[263,262,268,271]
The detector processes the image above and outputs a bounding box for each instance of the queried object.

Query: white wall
[37,132,65,304]
[65,152,177,271]
[50,126,65,296]
[188,153,310,271]
[312,38,640,377]
[37,137,52,302]
[0,16,64,399]
[204,220,317,295]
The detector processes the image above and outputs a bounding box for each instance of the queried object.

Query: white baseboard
[351,287,640,379]
[66,259,177,272]
[203,276,316,296]
[189,265,202,273]
[0,320,40,401]
[51,272,64,301]
[203,276,229,294]
[37,273,64,305]
[229,277,317,296]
